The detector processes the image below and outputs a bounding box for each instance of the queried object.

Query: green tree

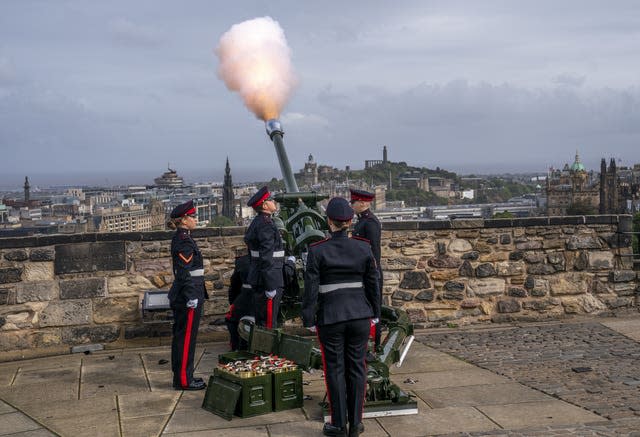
[208,215,235,227]
[493,211,515,219]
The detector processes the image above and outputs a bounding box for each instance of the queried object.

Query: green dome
[571,151,585,172]
[571,161,585,172]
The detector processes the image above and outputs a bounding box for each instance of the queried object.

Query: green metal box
[201,375,242,421]
[249,325,280,356]
[214,368,273,418]
[272,368,303,411]
[218,350,257,364]
[278,332,313,370]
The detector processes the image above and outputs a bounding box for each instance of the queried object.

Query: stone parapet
[0,216,638,358]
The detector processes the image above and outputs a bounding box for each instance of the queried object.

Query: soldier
[244,186,285,329]
[167,200,208,391]
[225,252,253,351]
[350,188,383,354]
[302,197,380,437]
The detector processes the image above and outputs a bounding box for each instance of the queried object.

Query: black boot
[349,423,364,436]
[322,422,347,437]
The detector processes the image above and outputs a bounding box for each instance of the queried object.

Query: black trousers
[171,302,202,387]
[253,289,283,329]
[318,318,370,429]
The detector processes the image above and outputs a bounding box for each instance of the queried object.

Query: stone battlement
[0,215,638,360]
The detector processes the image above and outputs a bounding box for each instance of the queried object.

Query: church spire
[24,176,30,203]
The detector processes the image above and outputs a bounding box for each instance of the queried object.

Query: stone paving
[1,316,640,436]
[422,318,640,436]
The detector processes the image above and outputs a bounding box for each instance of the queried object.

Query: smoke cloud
[216,17,297,121]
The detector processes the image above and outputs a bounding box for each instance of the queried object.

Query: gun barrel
[266,119,299,193]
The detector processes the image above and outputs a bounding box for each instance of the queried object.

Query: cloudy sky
[1,0,640,188]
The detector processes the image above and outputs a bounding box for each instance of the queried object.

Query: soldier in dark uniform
[350,188,383,353]
[302,197,380,437]
[244,186,285,329]
[225,253,253,351]
[167,200,208,391]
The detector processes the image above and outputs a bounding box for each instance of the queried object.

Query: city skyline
[2,1,640,185]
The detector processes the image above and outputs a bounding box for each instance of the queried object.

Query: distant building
[300,154,318,186]
[90,205,153,232]
[546,151,599,216]
[365,145,388,169]
[222,158,236,221]
[154,166,184,188]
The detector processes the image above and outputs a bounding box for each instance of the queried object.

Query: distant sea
[0,167,279,191]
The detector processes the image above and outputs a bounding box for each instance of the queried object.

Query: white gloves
[307,326,317,333]
[286,256,296,263]
[186,299,198,309]
[265,289,277,299]
[371,318,379,325]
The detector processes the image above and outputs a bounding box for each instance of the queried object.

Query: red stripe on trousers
[316,327,333,423]
[266,298,273,328]
[369,319,376,339]
[180,307,195,387]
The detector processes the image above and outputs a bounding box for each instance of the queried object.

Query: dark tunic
[244,212,285,328]
[352,208,383,348]
[302,230,379,429]
[168,228,207,388]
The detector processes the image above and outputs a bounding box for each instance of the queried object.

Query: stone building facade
[546,152,600,216]
[0,215,637,360]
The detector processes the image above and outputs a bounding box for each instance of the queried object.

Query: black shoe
[349,423,364,436]
[193,377,204,383]
[322,422,347,437]
[174,380,206,391]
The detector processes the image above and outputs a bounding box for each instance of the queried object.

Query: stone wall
[0,215,638,360]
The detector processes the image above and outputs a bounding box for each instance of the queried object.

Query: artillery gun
[239,119,417,418]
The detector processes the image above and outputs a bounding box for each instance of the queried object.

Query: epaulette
[352,235,371,244]
[310,238,329,247]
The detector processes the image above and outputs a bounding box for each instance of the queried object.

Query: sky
[1,0,640,189]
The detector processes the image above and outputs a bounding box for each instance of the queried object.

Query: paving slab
[477,400,605,429]
[0,411,43,436]
[390,342,472,374]
[377,404,498,436]
[81,377,150,399]
[121,414,169,437]
[602,318,640,341]
[0,401,15,414]
[18,396,116,422]
[164,406,306,434]
[13,366,80,386]
[45,411,120,437]
[392,368,510,391]
[163,425,269,436]
[0,381,78,404]
[6,355,82,372]
[146,370,175,392]
[2,429,57,437]
[0,366,17,387]
[118,392,180,419]
[415,382,552,408]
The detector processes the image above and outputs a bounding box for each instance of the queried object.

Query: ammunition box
[249,325,280,355]
[272,368,303,411]
[214,368,273,418]
[278,332,313,370]
[218,350,257,364]
[201,375,242,421]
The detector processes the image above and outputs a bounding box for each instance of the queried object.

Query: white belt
[189,269,204,277]
[250,250,285,258]
[319,282,363,294]
[242,284,252,289]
